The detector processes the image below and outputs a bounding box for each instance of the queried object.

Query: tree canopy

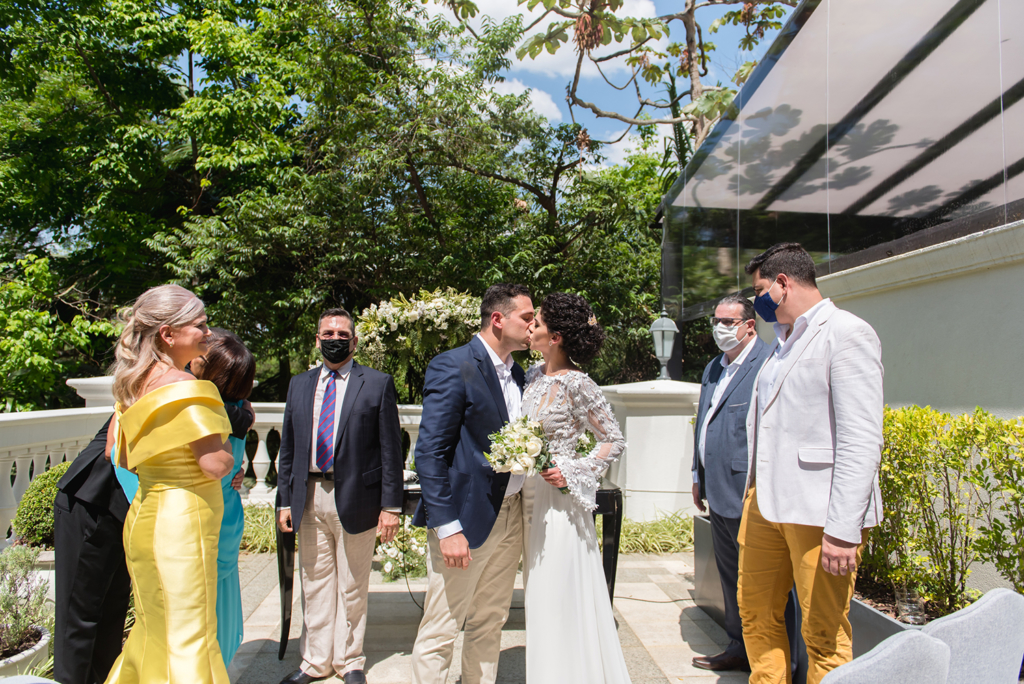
[0,0,733,408]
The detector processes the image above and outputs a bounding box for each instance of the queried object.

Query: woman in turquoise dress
[192,328,256,667]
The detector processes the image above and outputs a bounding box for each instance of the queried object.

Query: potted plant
[0,545,53,677]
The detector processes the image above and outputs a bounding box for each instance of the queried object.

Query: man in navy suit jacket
[411,284,534,684]
[691,293,768,673]
[276,308,403,684]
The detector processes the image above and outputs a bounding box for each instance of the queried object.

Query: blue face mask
[753,280,781,323]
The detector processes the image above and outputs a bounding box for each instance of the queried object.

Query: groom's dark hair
[480,283,531,329]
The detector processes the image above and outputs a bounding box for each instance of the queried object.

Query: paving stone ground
[229,551,745,684]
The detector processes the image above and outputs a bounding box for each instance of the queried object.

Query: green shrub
[862,406,1023,615]
[12,461,71,547]
[0,545,52,659]
[240,504,278,553]
[973,418,1024,594]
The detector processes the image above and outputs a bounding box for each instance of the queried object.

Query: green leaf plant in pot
[0,545,53,676]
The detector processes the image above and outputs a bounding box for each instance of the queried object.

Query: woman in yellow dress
[103,284,236,684]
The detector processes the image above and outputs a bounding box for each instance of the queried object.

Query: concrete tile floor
[229,552,743,684]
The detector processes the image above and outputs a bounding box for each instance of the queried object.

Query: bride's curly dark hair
[540,292,606,364]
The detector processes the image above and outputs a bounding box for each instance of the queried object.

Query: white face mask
[713,322,745,352]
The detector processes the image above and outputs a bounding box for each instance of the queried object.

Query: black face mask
[319,337,354,364]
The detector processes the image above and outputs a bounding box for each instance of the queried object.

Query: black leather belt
[309,471,334,481]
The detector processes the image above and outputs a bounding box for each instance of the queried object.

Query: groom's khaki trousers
[412,493,523,684]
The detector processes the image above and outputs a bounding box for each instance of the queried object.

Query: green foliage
[972,419,1024,594]
[599,511,694,554]
[356,289,481,403]
[240,504,279,554]
[0,545,52,659]
[12,461,71,548]
[11,461,71,546]
[0,256,118,412]
[861,406,1024,615]
[1,0,671,409]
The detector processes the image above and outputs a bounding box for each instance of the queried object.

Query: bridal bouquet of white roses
[484,416,551,476]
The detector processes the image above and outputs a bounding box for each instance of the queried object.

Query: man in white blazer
[737,243,883,684]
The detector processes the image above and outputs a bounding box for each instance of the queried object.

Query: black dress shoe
[692,651,751,672]
[279,670,319,684]
[343,670,367,684]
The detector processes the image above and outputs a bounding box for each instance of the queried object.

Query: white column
[600,379,702,522]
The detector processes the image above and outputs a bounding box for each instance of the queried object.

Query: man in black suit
[54,403,253,684]
[53,417,131,684]
[276,307,404,684]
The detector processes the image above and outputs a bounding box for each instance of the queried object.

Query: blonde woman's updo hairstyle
[540,292,606,364]
[110,284,206,407]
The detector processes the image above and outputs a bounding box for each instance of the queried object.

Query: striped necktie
[315,370,338,472]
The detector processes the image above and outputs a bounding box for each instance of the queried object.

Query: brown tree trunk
[276,352,291,401]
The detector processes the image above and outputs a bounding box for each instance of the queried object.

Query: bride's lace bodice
[522,365,625,511]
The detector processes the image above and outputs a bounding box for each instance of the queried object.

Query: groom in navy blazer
[411,283,534,684]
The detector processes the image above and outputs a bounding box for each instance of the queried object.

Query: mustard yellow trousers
[737,485,866,684]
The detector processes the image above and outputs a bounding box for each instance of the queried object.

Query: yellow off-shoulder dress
[104,380,232,684]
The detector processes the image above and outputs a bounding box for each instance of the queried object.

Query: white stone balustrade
[2,378,425,521]
[2,374,699,544]
[0,406,113,548]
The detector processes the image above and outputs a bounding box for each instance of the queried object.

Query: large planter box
[0,626,51,678]
[693,515,914,668]
[849,595,918,658]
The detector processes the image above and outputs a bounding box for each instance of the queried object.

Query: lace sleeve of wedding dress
[552,374,626,511]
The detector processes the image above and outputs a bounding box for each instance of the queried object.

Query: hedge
[12,461,71,547]
[861,406,1024,615]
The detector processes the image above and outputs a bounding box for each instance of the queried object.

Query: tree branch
[591,37,654,63]
[405,154,441,233]
[72,42,122,117]
[569,91,694,126]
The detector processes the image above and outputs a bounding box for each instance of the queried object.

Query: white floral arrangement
[375,519,428,582]
[484,416,552,476]
[355,288,480,371]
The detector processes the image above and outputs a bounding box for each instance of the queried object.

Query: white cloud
[491,78,563,122]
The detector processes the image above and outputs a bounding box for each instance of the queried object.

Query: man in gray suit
[691,292,768,672]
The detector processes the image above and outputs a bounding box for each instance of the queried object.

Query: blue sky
[432,0,793,165]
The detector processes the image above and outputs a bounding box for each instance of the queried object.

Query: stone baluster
[0,450,17,546]
[249,428,274,502]
[405,425,421,470]
[11,448,33,506]
[31,447,50,484]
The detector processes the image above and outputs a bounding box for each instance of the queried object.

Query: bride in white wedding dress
[521,292,632,684]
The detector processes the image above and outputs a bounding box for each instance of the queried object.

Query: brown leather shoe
[692,651,751,671]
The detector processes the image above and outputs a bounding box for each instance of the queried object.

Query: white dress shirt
[757,298,832,421]
[692,338,756,484]
[310,359,354,473]
[435,335,523,540]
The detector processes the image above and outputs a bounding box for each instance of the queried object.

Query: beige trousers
[411,493,523,684]
[298,479,377,678]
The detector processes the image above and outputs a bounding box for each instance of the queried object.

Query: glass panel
[662,0,1023,321]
